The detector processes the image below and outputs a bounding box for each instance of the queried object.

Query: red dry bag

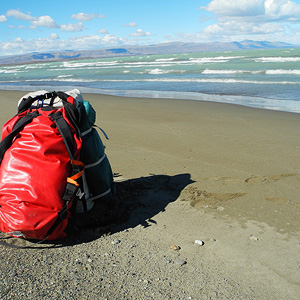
[0,91,83,240]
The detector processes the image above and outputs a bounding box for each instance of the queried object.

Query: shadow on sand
[63,173,194,246]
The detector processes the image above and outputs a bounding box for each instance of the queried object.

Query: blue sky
[1,0,300,56]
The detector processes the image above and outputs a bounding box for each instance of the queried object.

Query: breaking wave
[255,56,300,63]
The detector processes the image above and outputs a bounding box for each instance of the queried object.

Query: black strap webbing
[0,111,40,165]
[51,111,75,160]
[51,110,83,181]
[44,200,70,240]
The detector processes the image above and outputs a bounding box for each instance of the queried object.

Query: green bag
[77,100,115,213]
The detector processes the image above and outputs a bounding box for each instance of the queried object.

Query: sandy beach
[0,90,299,299]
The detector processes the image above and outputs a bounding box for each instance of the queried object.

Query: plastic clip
[63,182,78,201]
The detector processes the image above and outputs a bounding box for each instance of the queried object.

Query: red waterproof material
[0,102,81,240]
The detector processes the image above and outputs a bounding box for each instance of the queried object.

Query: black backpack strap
[51,111,75,158]
[0,111,40,165]
[56,91,81,136]
[43,198,70,241]
[51,110,85,202]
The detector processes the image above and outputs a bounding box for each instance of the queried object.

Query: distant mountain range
[0,40,295,65]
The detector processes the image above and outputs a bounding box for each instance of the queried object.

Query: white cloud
[203,0,265,17]
[61,22,85,32]
[264,0,300,21]
[123,22,138,27]
[102,34,125,43]
[163,19,299,44]
[49,33,59,39]
[6,9,87,33]
[0,15,7,23]
[67,34,127,49]
[71,13,105,21]
[252,22,284,34]
[14,37,24,43]
[130,29,152,37]
[203,20,284,36]
[0,34,129,55]
[202,0,300,22]
[98,29,109,34]
[30,16,60,28]
[198,0,300,43]
[6,9,34,21]
[6,9,59,28]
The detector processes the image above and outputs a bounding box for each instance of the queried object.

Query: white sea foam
[58,62,187,71]
[62,61,119,68]
[56,75,73,78]
[147,68,186,75]
[189,56,242,64]
[122,63,173,68]
[0,69,24,74]
[202,69,246,74]
[265,69,300,75]
[58,78,97,82]
[255,57,300,63]
[202,69,300,75]
[59,57,235,70]
[148,68,167,75]
[25,64,45,69]
[155,58,177,62]
[31,78,97,83]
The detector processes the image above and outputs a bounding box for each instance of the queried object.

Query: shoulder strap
[50,110,85,207]
[51,110,75,159]
[0,110,40,165]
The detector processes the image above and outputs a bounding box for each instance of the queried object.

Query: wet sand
[0,90,299,299]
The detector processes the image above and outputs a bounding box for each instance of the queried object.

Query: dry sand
[0,90,299,299]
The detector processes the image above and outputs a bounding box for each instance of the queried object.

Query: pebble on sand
[174,258,187,266]
[194,240,204,246]
[250,235,259,241]
[170,244,181,250]
[112,239,121,245]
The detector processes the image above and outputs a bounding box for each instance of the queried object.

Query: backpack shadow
[63,173,194,246]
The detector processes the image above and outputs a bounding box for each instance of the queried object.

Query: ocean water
[0,47,299,113]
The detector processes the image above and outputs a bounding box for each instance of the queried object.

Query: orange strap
[67,160,84,187]
[67,177,80,187]
[70,160,84,167]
